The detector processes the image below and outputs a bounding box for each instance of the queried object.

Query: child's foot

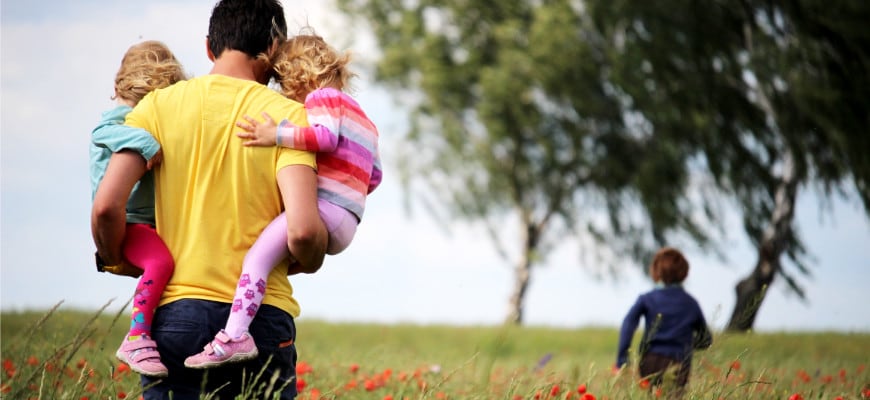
[116,334,168,377]
[184,330,258,369]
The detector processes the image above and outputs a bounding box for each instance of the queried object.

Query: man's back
[126,74,315,316]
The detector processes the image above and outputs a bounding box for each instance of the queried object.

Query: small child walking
[90,40,185,377]
[184,32,382,368]
[615,247,712,398]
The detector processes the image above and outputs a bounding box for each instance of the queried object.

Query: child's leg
[319,199,358,255]
[116,223,173,377]
[122,223,174,339]
[224,213,290,339]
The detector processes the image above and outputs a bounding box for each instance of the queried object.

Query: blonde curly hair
[269,32,355,103]
[113,40,186,105]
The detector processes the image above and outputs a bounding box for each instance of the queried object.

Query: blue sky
[1,0,868,332]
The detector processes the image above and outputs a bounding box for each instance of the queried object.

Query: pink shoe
[115,334,168,377]
[184,330,258,369]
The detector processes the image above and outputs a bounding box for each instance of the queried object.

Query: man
[91,0,327,398]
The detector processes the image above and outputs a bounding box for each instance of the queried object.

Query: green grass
[1,303,868,399]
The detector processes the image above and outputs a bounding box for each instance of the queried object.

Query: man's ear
[267,38,281,58]
[205,37,215,61]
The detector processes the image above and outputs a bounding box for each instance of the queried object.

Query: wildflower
[383,396,394,400]
[76,358,88,369]
[3,359,15,378]
[654,388,662,398]
[796,370,811,383]
[577,383,587,395]
[296,377,307,392]
[787,394,803,400]
[349,363,360,373]
[550,384,561,397]
[117,391,127,399]
[580,394,595,400]
[435,392,447,399]
[364,379,376,391]
[639,379,651,390]
[26,356,39,366]
[730,360,741,370]
[296,361,313,375]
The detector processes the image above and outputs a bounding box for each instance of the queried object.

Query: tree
[336,0,720,324]
[337,0,870,328]
[588,0,870,331]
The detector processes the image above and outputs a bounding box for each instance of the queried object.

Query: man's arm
[91,150,147,265]
[277,164,327,273]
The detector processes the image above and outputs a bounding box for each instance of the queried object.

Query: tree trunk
[504,223,538,325]
[727,151,798,332]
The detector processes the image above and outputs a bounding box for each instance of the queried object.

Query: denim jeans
[141,299,298,399]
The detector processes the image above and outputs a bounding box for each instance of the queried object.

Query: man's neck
[210,50,267,83]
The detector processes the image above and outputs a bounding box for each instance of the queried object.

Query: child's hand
[236,112,278,147]
[146,149,163,170]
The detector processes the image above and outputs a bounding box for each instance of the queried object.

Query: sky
[1,0,869,333]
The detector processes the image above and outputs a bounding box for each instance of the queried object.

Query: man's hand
[146,148,163,170]
[236,112,279,147]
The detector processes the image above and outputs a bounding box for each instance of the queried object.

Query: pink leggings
[123,223,174,338]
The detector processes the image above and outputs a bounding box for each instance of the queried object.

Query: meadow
[1,302,867,399]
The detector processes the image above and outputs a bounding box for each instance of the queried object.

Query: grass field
[1,303,868,399]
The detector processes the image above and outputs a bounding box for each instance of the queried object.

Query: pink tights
[123,223,174,339]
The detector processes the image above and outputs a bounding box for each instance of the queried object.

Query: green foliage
[2,308,869,399]
[336,0,870,304]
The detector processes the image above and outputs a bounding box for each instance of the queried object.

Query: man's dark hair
[208,0,288,59]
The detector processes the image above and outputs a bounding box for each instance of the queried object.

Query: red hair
[649,247,689,284]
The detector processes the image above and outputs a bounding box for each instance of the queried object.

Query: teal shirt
[89,105,160,225]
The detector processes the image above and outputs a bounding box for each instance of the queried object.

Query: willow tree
[336,0,718,324]
[589,0,870,331]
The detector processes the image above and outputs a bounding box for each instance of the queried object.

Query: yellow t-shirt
[126,74,316,317]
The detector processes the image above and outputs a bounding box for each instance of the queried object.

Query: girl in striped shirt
[184,32,382,368]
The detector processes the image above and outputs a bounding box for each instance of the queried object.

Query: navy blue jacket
[616,285,712,367]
